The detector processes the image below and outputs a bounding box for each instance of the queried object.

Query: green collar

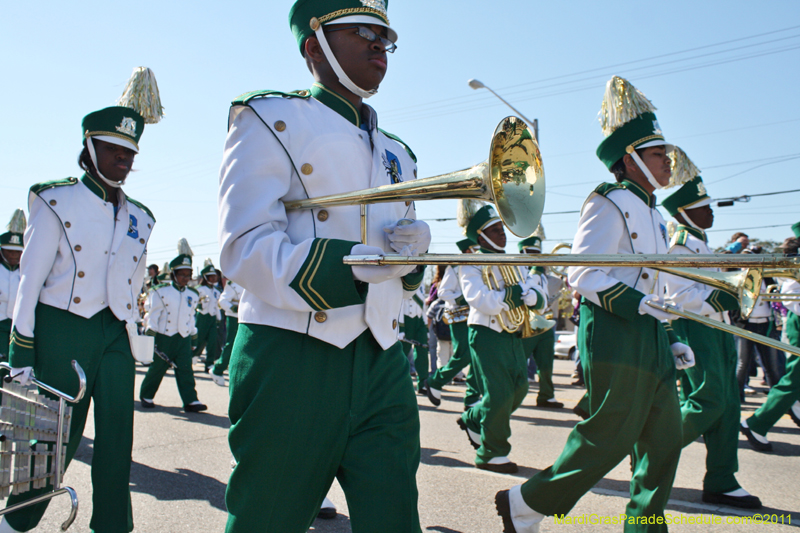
[621,179,655,208]
[80,172,110,202]
[172,282,186,292]
[479,247,504,255]
[310,83,362,128]
[677,224,707,243]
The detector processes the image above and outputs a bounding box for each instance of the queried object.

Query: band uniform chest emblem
[127,215,139,238]
[186,296,193,308]
[116,117,137,137]
[383,150,403,184]
[659,223,668,246]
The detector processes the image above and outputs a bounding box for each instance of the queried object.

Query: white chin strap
[314,27,377,99]
[478,228,505,252]
[86,138,125,188]
[680,211,703,232]
[628,149,663,190]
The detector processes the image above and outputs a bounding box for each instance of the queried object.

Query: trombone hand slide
[645,301,800,358]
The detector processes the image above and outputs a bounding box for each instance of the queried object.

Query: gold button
[392,319,397,329]
[317,210,329,222]
[301,163,313,175]
[77,271,85,278]
[405,201,412,206]
[625,212,630,218]
[73,297,81,304]
[314,311,327,323]
[65,222,71,228]
[133,256,138,262]
[74,245,82,251]
[49,199,57,206]
[631,232,638,239]
[641,273,649,279]
[274,121,286,132]
[309,17,320,31]
[147,223,151,229]
[139,238,145,244]
[128,279,132,285]
[127,304,132,310]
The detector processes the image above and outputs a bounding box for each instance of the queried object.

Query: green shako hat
[289,0,397,55]
[82,67,164,153]
[596,76,670,170]
[792,221,800,239]
[518,223,545,252]
[662,147,711,217]
[170,238,194,271]
[200,258,216,277]
[457,200,501,244]
[456,238,477,252]
[0,209,26,251]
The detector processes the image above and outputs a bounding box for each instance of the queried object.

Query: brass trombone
[283,116,545,243]
[548,243,572,277]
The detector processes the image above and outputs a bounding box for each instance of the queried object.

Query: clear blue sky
[2,1,798,270]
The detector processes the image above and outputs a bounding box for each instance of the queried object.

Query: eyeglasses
[324,25,397,53]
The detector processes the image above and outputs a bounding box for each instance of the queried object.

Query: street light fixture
[468,79,539,141]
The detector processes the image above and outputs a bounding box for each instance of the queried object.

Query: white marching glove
[383,219,431,256]
[397,332,406,341]
[522,287,539,307]
[638,295,675,321]
[350,244,415,284]
[671,342,696,370]
[10,367,33,386]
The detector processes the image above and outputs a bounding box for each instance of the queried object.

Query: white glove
[9,367,33,386]
[350,245,415,284]
[638,295,675,321]
[671,342,695,370]
[397,332,406,341]
[522,287,539,307]
[383,219,431,256]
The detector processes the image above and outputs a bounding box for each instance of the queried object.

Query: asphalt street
[22,357,800,532]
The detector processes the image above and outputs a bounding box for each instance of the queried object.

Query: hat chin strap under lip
[628,149,663,190]
[314,26,378,99]
[86,137,125,189]
[478,228,505,252]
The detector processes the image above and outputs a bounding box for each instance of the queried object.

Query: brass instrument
[549,243,572,277]
[760,285,800,302]
[482,264,534,337]
[284,116,545,243]
[442,305,470,324]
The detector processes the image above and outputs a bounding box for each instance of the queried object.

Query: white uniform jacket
[438,266,467,310]
[568,181,668,321]
[196,284,221,320]
[219,280,242,319]
[780,279,800,316]
[665,225,736,323]
[10,175,154,366]
[0,261,20,321]
[461,254,545,334]
[401,287,426,320]
[218,85,423,350]
[145,283,199,338]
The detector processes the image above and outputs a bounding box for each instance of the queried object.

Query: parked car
[554,330,577,360]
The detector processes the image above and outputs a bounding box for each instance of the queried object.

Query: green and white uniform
[213,279,241,378]
[193,282,221,368]
[401,286,429,391]
[0,254,20,359]
[521,266,557,404]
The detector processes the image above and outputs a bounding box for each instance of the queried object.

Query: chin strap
[86,138,125,189]
[680,211,704,232]
[314,26,377,99]
[628,149,663,190]
[478,229,505,252]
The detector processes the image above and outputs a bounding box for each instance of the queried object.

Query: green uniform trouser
[461,325,528,464]
[4,304,134,533]
[522,327,556,403]
[673,318,741,493]
[404,315,429,391]
[193,312,220,367]
[0,317,10,360]
[521,302,682,532]
[212,315,238,377]
[139,333,198,407]
[427,321,483,406]
[225,325,421,533]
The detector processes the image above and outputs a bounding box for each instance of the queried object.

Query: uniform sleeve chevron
[402,266,425,292]
[596,282,645,320]
[289,238,366,311]
[9,327,35,368]
[504,284,524,310]
[706,289,739,312]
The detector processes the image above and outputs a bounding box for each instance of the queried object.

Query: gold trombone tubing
[646,301,800,357]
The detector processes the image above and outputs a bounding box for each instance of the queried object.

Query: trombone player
[496,77,694,532]
[662,147,761,509]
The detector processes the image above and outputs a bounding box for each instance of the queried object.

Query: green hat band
[792,221,800,239]
[82,106,145,152]
[661,176,711,217]
[466,205,501,243]
[170,254,193,271]
[0,232,23,250]
[290,0,392,54]
[596,112,666,170]
[456,238,477,252]
[517,236,542,252]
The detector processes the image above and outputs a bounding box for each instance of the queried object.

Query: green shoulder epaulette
[187,286,200,296]
[31,177,78,196]
[232,89,311,106]
[126,196,156,222]
[593,182,626,197]
[151,282,170,292]
[671,229,689,248]
[379,129,417,163]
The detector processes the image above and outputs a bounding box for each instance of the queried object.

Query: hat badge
[697,181,707,196]
[360,0,387,14]
[116,117,137,137]
[183,257,190,265]
[652,120,662,136]
[10,235,20,244]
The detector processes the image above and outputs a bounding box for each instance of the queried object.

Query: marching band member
[139,239,208,412]
[211,278,242,386]
[427,238,484,409]
[496,77,693,532]
[217,0,430,530]
[0,210,25,361]
[742,235,800,451]
[662,148,761,509]
[193,259,222,372]
[1,67,160,533]
[400,285,429,393]
[518,233,563,409]
[457,202,544,474]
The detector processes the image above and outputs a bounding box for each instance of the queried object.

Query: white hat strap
[86,138,125,188]
[314,26,377,100]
